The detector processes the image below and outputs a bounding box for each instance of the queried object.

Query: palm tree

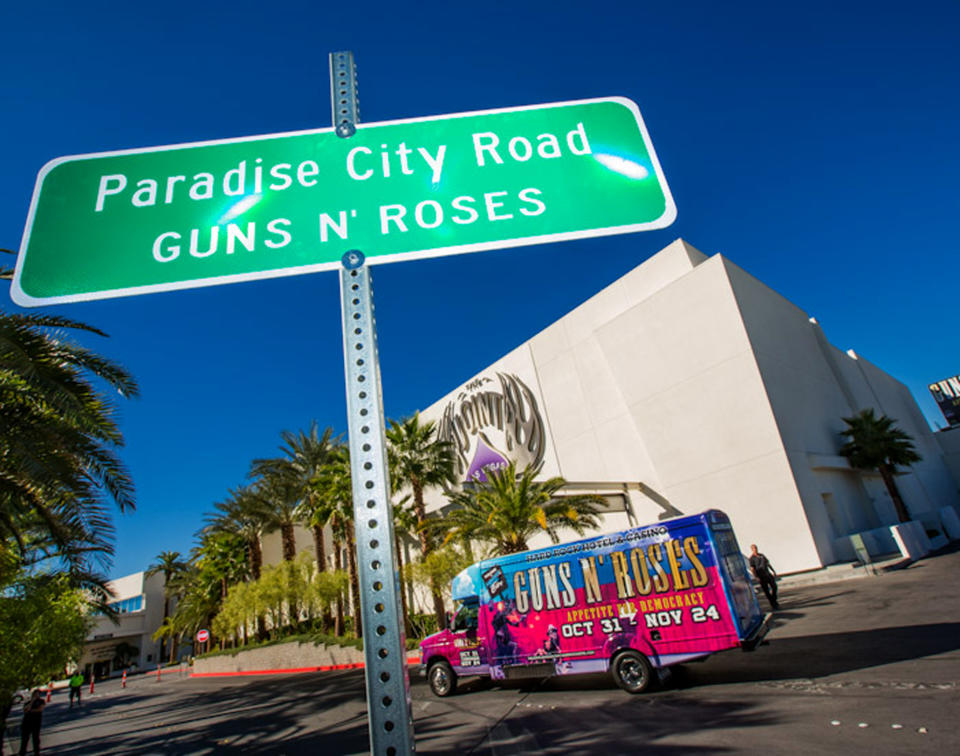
[313,447,362,637]
[204,486,274,640]
[295,489,336,632]
[152,619,178,665]
[329,515,346,636]
[251,425,340,565]
[183,531,248,649]
[255,423,341,571]
[0,248,15,280]
[839,408,922,523]
[207,486,269,581]
[146,550,188,662]
[166,562,219,653]
[386,413,457,625]
[251,469,301,562]
[392,500,417,636]
[439,462,605,555]
[196,530,248,599]
[0,309,138,585]
[285,425,340,574]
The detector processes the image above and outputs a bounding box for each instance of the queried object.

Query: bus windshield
[451,598,479,632]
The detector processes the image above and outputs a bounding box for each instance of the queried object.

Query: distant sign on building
[929,374,960,427]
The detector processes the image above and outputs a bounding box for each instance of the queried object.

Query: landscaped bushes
[407,612,439,638]
[212,554,348,645]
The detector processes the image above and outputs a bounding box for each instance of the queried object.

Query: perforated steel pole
[333,51,416,756]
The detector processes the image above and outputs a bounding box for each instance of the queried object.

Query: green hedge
[195,630,422,660]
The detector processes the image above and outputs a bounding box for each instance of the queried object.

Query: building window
[106,595,144,615]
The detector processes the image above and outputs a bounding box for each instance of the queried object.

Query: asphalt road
[8,546,959,755]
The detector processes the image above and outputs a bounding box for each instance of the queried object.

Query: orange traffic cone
[45,683,52,703]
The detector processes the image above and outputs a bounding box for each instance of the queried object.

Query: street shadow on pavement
[422,695,772,755]
[43,672,371,755]
[671,621,960,688]
[490,621,960,696]
[35,672,775,755]
[776,589,856,611]
[766,590,857,626]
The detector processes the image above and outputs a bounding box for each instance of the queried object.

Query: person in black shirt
[492,600,524,663]
[748,544,779,610]
[19,689,46,756]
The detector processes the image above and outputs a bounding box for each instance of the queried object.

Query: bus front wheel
[428,660,457,697]
[611,650,653,694]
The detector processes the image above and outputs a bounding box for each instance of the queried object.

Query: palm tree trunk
[280,524,298,627]
[249,536,262,580]
[394,530,411,637]
[879,464,911,523]
[312,524,327,572]
[333,536,344,636]
[413,480,430,555]
[249,535,268,640]
[413,480,446,626]
[346,520,362,638]
[430,578,445,628]
[281,523,296,561]
[312,524,333,632]
[160,596,170,661]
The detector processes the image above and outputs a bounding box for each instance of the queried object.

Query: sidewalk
[777,555,903,589]
[777,541,960,590]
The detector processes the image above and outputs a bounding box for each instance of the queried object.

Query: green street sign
[12,97,675,306]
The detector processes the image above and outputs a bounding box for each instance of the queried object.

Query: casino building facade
[79,570,169,679]
[414,239,960,575]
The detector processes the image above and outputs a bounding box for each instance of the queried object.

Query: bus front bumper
[741,612,773,651]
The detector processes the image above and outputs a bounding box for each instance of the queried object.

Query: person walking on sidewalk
[18,689,46,756]
[68,671,84,708]
[748,544,779,610]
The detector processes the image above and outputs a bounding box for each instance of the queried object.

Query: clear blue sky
[3,1,958,579]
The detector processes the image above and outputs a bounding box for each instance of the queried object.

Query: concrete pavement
[10,544,959,755]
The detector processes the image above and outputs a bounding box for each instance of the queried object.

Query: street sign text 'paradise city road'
[12,97,675,306]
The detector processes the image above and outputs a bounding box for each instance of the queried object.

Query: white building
[935,426,960,493]
[415,239,960,575]
[79,570,168,679]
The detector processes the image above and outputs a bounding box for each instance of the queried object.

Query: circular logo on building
[196,629,210,643]
[437,372,546,488]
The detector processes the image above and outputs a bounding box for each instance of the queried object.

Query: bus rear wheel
[428,660,457,697]
[611,650,653,694]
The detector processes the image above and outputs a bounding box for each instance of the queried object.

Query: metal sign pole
[333,51,416,756]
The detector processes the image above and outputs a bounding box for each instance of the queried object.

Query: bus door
[450,598,487,672]
[709,522,763,636]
